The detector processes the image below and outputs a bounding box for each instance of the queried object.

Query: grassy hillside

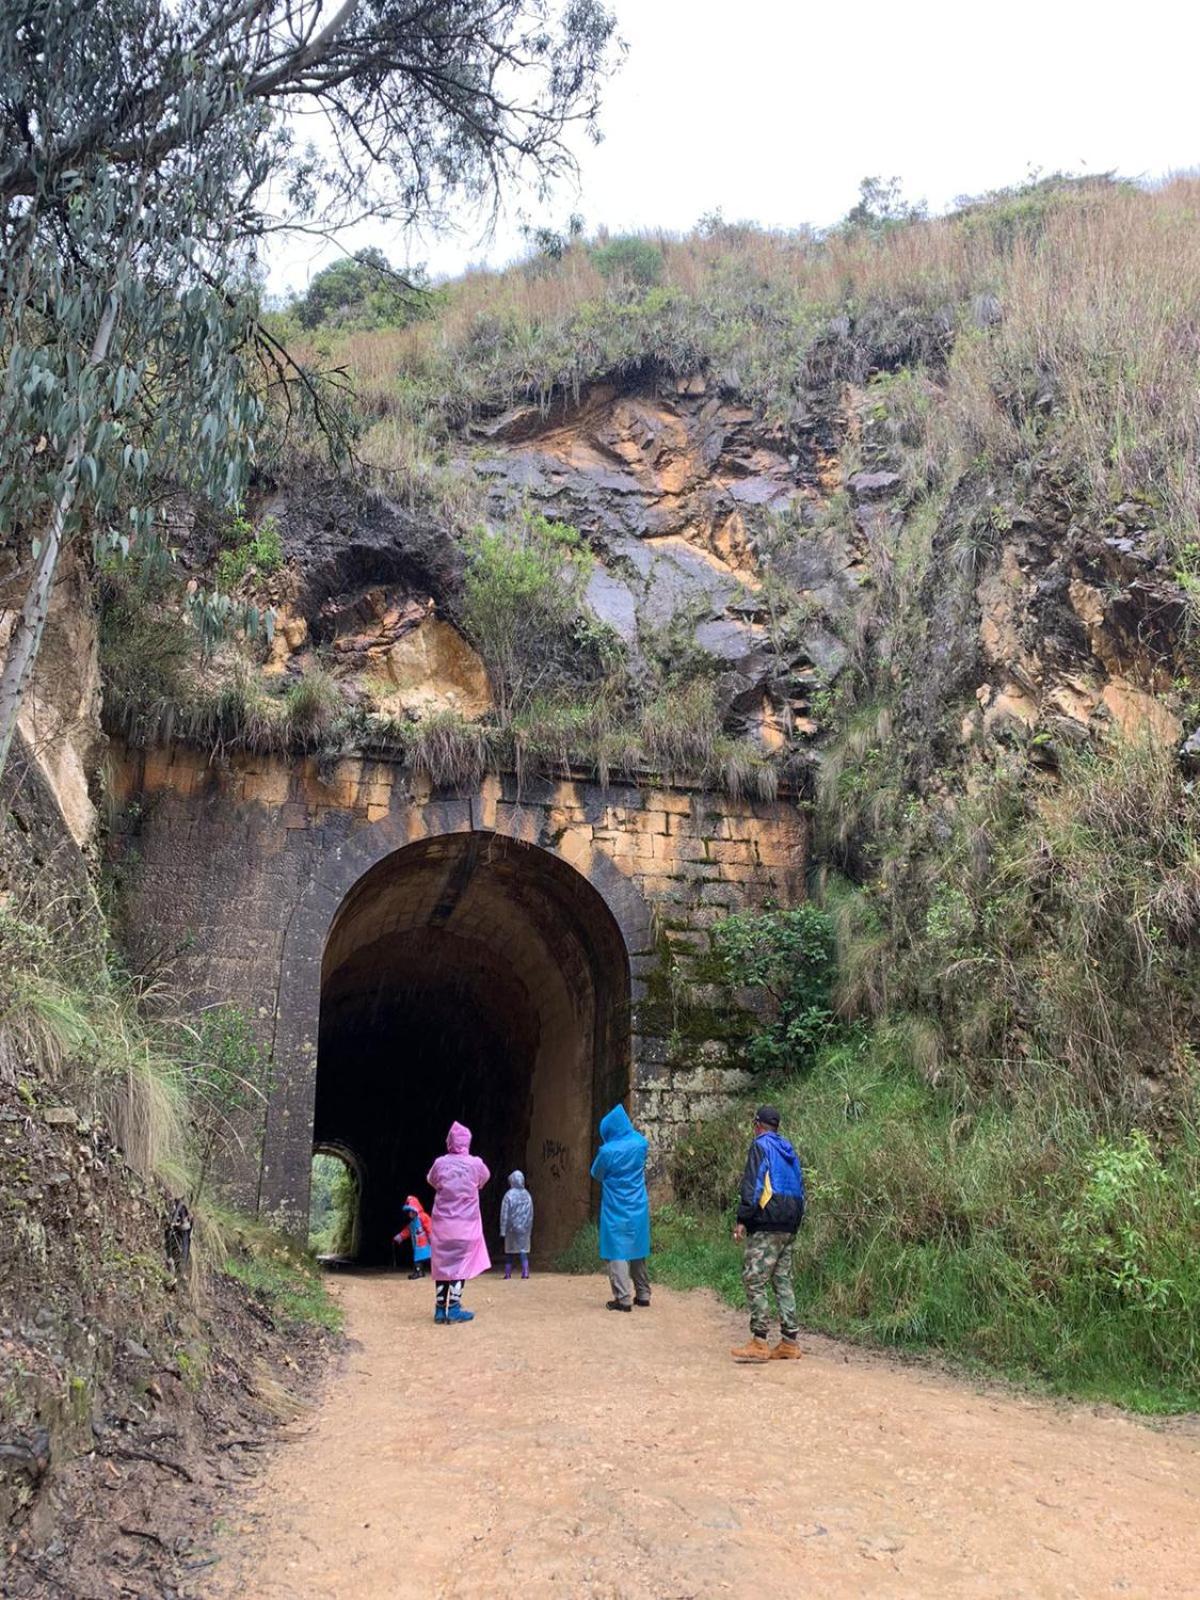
[446,177,1200,1409]
[283,172,1200,1110]
[114,176,1200,797]
[293,174,1200,588]
[659,1050,1200,1413]
[0,751,340,1589]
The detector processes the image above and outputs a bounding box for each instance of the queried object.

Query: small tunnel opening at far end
[313,831,632,1265]
[308,1145,362,1262]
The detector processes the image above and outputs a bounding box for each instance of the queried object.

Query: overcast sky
[265,0,1200,295]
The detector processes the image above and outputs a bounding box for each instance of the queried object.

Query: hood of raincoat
[446,1121,472,1154]
[404,1194,429,1218]
[599,1104,635,1143]
[508,1170,526,1189]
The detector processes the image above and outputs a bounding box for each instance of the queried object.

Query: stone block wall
[109,744,807,1219]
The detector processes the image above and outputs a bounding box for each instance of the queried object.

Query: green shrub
[591,235,665,288]
[215,511,284,590]
[99,560,200,732]
[667,1036,1200,1412]
[461,513,595,722]
[291,246,432,332]
[282,667,341,741]
[713,906,836,1072]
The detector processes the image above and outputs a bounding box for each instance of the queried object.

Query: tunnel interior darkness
[313,831,632,1264]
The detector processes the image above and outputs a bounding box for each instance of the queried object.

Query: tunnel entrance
[313,831,632,1264]
[308,1146,362,1260]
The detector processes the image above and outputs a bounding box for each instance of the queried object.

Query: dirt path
[210,1272,1200,1599]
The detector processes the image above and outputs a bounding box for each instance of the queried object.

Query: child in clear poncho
[499,1170,534,1279]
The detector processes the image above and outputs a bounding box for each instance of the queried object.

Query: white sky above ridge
[264,0,1200,296]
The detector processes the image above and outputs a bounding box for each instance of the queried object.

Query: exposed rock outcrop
[254,380,862,748]
[0,549,103,848]
[461,380,864,738]
[959,492,1189,759]
[204,362,1191,783]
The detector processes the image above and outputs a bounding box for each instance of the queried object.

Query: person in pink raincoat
[426,1121,491,1324]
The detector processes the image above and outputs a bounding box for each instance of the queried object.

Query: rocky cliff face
[468,380,851,736]
[249,375,863,762]
[968,498,1186,751]
[0,547,103,847]
[250,363,1192,788]
[843,413,1194,780]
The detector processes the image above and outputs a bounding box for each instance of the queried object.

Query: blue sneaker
[446,1305,474,1323]
[434,1304,447,1324]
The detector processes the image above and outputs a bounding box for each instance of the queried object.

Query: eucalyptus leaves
[0,0,616,782]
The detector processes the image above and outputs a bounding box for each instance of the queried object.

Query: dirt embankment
[0,1077,331,1600]
[211,1272,1200,1600]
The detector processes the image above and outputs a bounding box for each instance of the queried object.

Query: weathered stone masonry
[110,744,806,1241]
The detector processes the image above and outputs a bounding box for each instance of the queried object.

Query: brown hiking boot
[730,1336,772,1363]
[770,1337,804,1360]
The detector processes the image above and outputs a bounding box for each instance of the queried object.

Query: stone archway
[309,1140,364,1260]
[261,818,647,1259]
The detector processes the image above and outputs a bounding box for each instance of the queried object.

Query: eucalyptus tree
[0,0,617,781]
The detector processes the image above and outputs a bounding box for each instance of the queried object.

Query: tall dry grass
[0,892,190,1181]
[298,176,1200,571]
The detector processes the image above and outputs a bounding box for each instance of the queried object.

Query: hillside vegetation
[0,746,340,1590]
[94,173,1200,1408]
[368,174,1200,1411]
[272,172,1199,1117]
[294,174,1200,575]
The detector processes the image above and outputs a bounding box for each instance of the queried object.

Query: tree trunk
[0,290,120,787]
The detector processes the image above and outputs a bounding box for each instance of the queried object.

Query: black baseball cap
[754,1105,781,1128]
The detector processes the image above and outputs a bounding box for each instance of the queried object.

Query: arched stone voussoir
[261,790,655,1237]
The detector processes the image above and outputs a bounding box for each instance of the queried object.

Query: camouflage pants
[742,1230,798,1338]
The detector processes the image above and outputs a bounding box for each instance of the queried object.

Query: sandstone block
[241,767,292,808]
[673,838,710,862]
[627,809,669,835]
[647,791,692,815]
[705,839,755,865]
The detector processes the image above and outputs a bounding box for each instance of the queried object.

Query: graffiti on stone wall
[542,1138,571,1181]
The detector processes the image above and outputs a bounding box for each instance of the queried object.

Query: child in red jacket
[394,1195,433,1279]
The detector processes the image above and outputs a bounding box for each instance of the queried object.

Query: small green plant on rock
[216,511,284,590]
[282,668,341,742]
[461,512,596,722]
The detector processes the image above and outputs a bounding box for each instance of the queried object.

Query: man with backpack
[730,1105,805,1363]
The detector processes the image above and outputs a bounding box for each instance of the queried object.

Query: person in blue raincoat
[590,1104,651,1312]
